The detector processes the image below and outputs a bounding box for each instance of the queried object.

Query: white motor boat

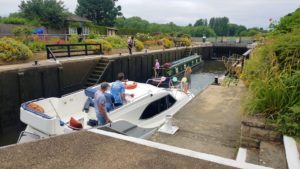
[18,81,193,143]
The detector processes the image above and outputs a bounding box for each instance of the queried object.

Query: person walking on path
[94,82,112,125]
[127,36,134,55]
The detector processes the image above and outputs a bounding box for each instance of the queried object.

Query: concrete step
[99,59,109,63]
[93,70,104,74]
[90,73,101,78]
[246,148,260,165]
[97,63,108,67]
[259,141,287,169]
[87,78,98,83]
[85,82,96,87]
[94,66,105,71]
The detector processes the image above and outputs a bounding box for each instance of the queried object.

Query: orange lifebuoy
[125,81,138,90]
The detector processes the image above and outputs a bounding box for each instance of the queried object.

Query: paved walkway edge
[89,129,273,169]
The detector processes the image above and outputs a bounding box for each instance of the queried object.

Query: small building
[65,14,91,35]
[106,27,118,36]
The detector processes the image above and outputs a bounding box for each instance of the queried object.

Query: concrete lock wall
[61,59,99,94]
[0,45,246,144]
[0,64,62,136]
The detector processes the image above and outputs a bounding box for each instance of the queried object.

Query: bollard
[214,76,219,85]
[34,60,38,65]
[158,114,179,134]
[164,115,173,131]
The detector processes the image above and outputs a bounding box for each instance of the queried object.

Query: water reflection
[190,60,225,95]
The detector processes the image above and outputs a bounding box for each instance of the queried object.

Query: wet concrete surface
[0,131,236,169]
[150,82,246,159]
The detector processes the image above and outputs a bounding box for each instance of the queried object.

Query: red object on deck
[125,82,138,90]
[69,117,83,129]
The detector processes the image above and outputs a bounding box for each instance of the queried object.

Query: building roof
[66,14,91,22]
[106,27,119,30]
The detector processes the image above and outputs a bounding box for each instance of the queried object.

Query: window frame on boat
[139,94,176,120]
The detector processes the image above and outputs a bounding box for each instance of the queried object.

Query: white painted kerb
[283,136,300,169]
[236,148,247,162]
[89,129,273,169]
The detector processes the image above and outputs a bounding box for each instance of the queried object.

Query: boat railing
[127,90,152,103]
[146,77,173,89]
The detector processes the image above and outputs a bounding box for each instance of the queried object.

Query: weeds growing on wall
[242,8,300,137]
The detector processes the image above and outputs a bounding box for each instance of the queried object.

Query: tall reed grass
[242,27,300,137]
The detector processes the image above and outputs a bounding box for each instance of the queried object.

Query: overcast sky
[0,0,299,28]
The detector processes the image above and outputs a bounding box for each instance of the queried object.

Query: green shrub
[134,39,144,51]
[12,26,32,36]
[26,41,45,52]
[242,9,300,137]
[153,33,172,40]
[175,37,192,46]
[162,38,174,49]
[84,39,112,52]
[0,37,33,62]
[104,36,127,48]
[144,40,160,47]
[68,34,79,44]
[136,33,153,42]
[117,28,147,35]
[0,17,27,25]
[88,33,101,39]
[89,25,107,35]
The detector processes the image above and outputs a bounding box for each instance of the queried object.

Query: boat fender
[69,117,83,129]
[27,103,45,113]
[125,81,138,90]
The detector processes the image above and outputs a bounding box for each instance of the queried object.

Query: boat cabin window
[140,95,176,120]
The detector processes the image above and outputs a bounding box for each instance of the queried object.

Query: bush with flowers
[0,37,33,62]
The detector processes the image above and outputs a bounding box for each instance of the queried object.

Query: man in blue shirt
[94,82,112,125]
[111,73,126,107]
[104,92,115,112]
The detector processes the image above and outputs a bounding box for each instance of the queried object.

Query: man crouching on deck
[94,82,112,125]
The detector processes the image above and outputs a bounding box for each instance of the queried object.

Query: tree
[183,26,215,37]
[209,17,229,36]
[274,8,300,33]
[76,0,122,26]
[227,24,247,36]
[116,17,149,30]
[194,18,207,27]
[19,0,67,29]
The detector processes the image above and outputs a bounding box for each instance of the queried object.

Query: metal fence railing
[46,43,103,60]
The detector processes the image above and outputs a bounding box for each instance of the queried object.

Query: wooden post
[67,45,71,57]
[46,47,50,59]
[85,44,88,55]
[100,44,102,54]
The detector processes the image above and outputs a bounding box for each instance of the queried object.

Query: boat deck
[0,131,235,169]
[149,83,246,159]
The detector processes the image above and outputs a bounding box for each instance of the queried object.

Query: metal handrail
[46,47,57,61]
